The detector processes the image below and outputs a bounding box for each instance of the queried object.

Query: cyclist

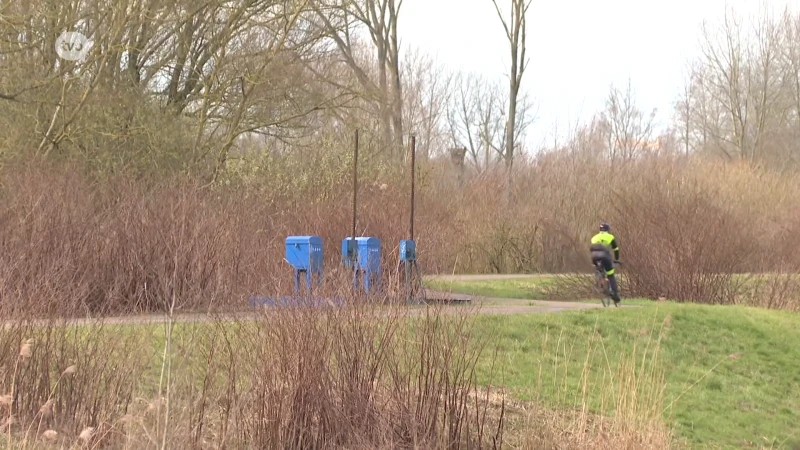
[590,222,621,304]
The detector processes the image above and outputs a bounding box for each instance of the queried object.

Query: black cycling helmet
[599,222,610,232]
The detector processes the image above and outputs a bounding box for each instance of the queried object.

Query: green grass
[423,275,652,305]
[18,299,799,447]
[424,276,557,299]
[140,301,799,447]
[471,302,800,448]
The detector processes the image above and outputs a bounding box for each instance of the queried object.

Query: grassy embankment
[6,299,794,448]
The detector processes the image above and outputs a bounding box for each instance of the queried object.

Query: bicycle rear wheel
[600,282,611,307]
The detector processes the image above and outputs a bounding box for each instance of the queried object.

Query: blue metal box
[342,236,382,291]
[285,236,323,270]
[285,235,323,292]
[341,238,358,264]
[341,237,380,270]
[399,239,416,261]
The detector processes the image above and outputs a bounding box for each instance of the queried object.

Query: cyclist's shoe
[613,298,620,307]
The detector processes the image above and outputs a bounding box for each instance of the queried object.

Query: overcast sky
[398,0,799,150]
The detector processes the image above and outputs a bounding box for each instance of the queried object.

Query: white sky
[399,0,800,150]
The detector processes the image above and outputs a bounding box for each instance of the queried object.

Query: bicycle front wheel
[601,289,611,307]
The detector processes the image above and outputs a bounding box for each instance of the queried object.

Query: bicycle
[594,260,621,307]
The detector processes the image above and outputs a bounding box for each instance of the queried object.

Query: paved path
[3,301,616,328]
[3,300,610,328]
[424,273,550,282]
[3,275,629,327]
[422,273,634,315]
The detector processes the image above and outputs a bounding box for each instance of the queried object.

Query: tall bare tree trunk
[492,0,531,198]
[388,0,404,158]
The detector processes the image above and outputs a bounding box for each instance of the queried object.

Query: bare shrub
[0,271,507,449]
[612,173,753,303]
[226,302,501,448]
[0,161,457,317]
[534,154,800,308]
[3,149,800,315]
[736,269,800,311]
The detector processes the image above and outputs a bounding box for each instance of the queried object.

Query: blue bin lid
[286,235,322,244]
[343,236,380,245]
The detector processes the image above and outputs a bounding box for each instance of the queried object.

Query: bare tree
[401,48,452,159]
[491,0,532,173]
[0,0,339,176]
[670,5,800,170]
[676,60,730,158]
[446,71,534,172]
[447,72,505,171]
[598,79,656,161]
[310,0,405,158]
[689,8,787,163]
[771,7,800,168]
[499,91,535,161]
[675,64,697,157]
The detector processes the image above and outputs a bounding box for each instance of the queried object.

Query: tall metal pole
[405,136,417,304]
[351,129,359,291]
[409,135,416,240]
[352,129,358,241]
